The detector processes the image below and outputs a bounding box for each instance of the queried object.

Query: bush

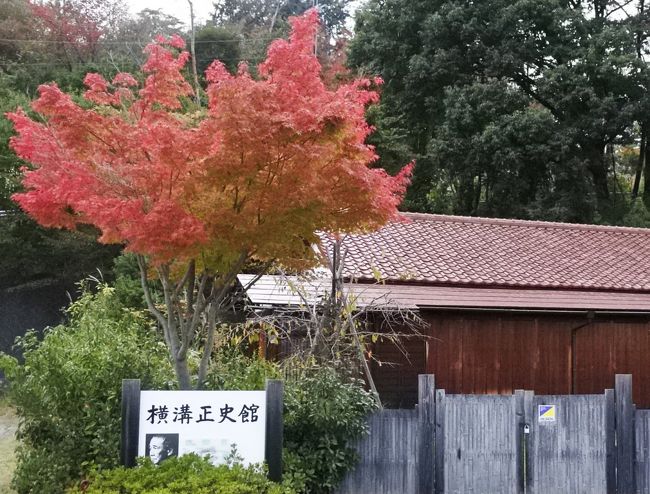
[66,454,295,494]
[0,289,376,494]
[283,366,377,494]
[0,285,174,494]
[201,350,377,493]
[204,346,282,391]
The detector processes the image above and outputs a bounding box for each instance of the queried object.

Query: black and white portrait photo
[145,433,179,465]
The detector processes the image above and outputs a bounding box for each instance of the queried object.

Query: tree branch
[136,254,167,328]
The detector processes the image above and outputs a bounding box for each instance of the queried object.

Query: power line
[1,57,267,68]
[0,36,278,45]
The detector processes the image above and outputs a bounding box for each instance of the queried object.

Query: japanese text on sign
[138,390,266,467]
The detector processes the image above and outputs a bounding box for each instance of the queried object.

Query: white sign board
[138,390,266,466]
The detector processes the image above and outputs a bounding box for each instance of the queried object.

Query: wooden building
[243,213,650,408]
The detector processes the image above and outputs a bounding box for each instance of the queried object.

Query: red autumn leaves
[9,10,412,268]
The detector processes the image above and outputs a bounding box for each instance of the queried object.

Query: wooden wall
[425,312,576,396]
[370,336,425,408]
[371,311,650,409]
[574,318,650,407]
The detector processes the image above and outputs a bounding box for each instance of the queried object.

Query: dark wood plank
[616,374,635,494]
[605,388,616,493]
[120,379,141,468]
[434,389,445,494]
[265,379,284,482]
[418,375,435,494]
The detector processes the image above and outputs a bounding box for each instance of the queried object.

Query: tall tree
[194,24,242,76]
[106,8,185,68]
[350,0,650,223]
[8,11,412,389]
[211,0,353,38]
[29,0,128,66]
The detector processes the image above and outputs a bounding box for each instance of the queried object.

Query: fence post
[515,390,534,493]
[434,388,446,494]
[265,379,284,482]
[120,379,141,467]
[418,375,436,494]
[524,391,534,490]
[605,388,616,493]
[616,374,635,494]
[514,390,534,493]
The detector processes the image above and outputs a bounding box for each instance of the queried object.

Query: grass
[0,397,17,494]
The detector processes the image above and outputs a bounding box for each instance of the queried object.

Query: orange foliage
[9,10,412,269]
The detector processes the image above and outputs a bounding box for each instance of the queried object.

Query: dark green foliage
[350,0,650,224]
[204,347,282,391]
[623,198,650,227]
[0,212,120,289]
[195,25,243,76]
[0,286,174,494]
[283,367,377,494]
[111,253,156,309]
[0,81,29,210]
[66,454,295,494]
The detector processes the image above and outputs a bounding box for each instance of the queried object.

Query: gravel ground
[0,413,16,440]
[0,404,17,494]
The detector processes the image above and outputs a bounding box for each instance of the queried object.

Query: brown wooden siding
[370,336,426,408]
[425,313,576,396]
[371,311,650,409]
[574,319,650,407]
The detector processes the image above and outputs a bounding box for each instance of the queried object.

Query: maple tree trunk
[136,254,250,390]
[174,355,193,390]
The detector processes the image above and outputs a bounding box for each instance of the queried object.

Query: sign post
[121,379,141,468]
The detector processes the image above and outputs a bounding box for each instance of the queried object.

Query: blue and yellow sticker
[538,404,556,423]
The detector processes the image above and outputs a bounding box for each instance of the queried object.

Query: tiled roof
[322,213,650,292]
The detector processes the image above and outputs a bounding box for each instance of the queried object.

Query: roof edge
[345,276,650,294]
[400,212,650,235]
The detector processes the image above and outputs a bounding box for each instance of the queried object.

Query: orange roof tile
[323,213,650,292]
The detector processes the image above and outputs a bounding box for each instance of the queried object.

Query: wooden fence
[336,374,645,494]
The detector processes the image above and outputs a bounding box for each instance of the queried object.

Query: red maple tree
[28,0,126,65]
[8,10,412,389]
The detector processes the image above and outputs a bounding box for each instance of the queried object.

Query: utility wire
[0,37,278,45]
[1,57,266,67]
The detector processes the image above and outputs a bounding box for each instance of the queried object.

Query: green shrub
[66,454,295,494]
[0,288,376,494]
[203,351,377,493]
[283,366,377,494]
[205,347,282,391]
[0,285,174,494]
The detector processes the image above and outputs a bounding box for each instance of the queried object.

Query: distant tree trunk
[642,138,650,207]
[633,124,646,198]
[584,141,611,216]
[474,174,482,213]
[457,175,477,215]
[634,0,647,200]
